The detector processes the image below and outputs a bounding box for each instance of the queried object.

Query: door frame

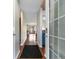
[19,17,21,46]
[45,0,49,59]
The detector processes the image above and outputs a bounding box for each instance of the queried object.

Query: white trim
[58,15,65,19]
[49,15,65,23]
[49,35,65,40]
[15,50,20,59]
[37,41,42,48]
[46,0,49,59]
[44,53,46,58]
[38,43,42,48]
[21,39,26,46]
[53,0,54,59]
[58,0,59,58]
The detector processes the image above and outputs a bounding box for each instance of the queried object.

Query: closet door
[58,0,65,59]
[49,0,65,59]
[49,0,58,59]
[54,1,59,59]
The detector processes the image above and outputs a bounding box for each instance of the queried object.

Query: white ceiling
[19,0,44,25]
[19,0,41,13]
[23,12,37,25]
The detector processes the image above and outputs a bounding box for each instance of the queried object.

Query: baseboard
[39,44,42,48]
[21,39,26,46]
[37,41,42,48]
[15,50,20,59]
[44,53,46,58]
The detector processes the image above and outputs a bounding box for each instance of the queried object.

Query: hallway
[14,0,65,59]
[14,0,47,59]
[17,34,45,59]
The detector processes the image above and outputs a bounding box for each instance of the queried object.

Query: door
[49,0,65,59]
[19,17,21,45]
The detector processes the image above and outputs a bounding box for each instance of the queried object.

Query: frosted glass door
[58,0,65,59]
[49,0,65,59]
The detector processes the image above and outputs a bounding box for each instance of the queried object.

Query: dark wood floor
[17,36,45,59]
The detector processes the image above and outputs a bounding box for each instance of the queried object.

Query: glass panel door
[49,0,65,59]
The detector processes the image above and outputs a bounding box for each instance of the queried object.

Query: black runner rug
[20,45,42,58]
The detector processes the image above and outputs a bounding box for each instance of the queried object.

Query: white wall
[20,12,27,46]
[13,1,27,59]
[37,9,42,48]
[42,10,47,29]
[21,25,27,46]
[13,0,20,59]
